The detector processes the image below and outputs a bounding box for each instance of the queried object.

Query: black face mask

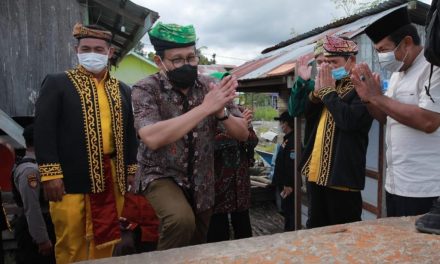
[166,64,198,89]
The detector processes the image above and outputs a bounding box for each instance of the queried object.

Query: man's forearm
[222,115,249,142]
[371,95,440,133]
[366,103,387,124]
[138,105,210,150]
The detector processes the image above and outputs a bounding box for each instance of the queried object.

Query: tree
[197,46,215,65]
[332,0,385,16]
[356,0,385,13]
[147,52,155,61]
[331,0,358,16]
[290,27,299,37]
[133,41,145,56]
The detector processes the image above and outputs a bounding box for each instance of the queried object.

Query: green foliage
[197,46,215,65]
[256,143,276,154]
[241,93,274,108]
[147,52,155,61]
[253,106,278,121]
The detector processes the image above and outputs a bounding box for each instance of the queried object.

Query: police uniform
[13,153,56,264]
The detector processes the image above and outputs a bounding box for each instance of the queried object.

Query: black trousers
[113,228,157,256]
[276,186,295,231]
[14,213,56,264]
[386,192,439,217]
[207,210,252,242]
[308,182,362,228]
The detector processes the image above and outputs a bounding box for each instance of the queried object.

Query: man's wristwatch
[216,107,229,121]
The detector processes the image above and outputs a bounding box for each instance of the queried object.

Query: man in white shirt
[351,7,440,218]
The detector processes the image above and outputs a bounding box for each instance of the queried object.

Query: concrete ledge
[80,217,440,263]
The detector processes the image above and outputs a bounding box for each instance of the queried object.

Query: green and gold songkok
[148,22,196,51]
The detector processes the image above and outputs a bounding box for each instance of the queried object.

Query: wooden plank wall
[0,0,85,117]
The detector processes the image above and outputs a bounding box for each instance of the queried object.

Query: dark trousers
[386,192,439,217]
[14,213,56,264]
[275,186,295,231]
[113,229,157,256]
[207,210,252,242]
[305,180,313,229]
[308,182,362,228]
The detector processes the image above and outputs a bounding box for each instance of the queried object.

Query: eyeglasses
[166,55,199,68]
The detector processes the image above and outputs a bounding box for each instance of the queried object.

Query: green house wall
[111,54,158,86]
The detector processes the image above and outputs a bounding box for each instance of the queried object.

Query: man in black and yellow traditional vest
[34,23,138,263]
[301,35,373,228]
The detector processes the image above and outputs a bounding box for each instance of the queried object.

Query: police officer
[13,125,55,264]
[272,111,296,231]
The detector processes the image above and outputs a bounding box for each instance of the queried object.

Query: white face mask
[77,52,109,74]
[377,42,407,72]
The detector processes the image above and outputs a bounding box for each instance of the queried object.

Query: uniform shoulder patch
[27,173,38,189]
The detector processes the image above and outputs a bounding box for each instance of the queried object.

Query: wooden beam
[363,201,378,215]
[111,40,124,49]
[98,23,133,41]
[366,169,379,179]
[238,77,286,88]
[92,0,145,26]
[294,116,303,230]
[377,123,385,218]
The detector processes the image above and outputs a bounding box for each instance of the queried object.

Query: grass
[253,106,278,121]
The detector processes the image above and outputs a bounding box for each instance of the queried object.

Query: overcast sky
[131,0,432,66]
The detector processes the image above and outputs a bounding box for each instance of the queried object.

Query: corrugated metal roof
[263,0,429,54]
[232,0,429,82]
[0,108,25,148]
[77,0,159,64]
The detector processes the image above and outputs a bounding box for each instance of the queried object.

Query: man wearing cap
[288,38,326,228]
[301,35,373,228]
[289,39,325,121]
[351,7,440,219]
[206,72,257,242]
[34,23,138,263]
[132,22,249,250]
[272,111,296,231]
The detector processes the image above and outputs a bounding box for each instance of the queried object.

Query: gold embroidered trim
[67,69,105,193]
[308,91,321,103]
[127,164,138,176]
[335,78,354,98]
[39,163,63,177]
[301,155,312,178]
[302,78,354,186]
[1,205,11,232]
[316,86,336,100]
[316,112,335,186]
[105,78,127,195]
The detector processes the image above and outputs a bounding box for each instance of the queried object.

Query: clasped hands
[204,75,238,118]
[350,63,382,103]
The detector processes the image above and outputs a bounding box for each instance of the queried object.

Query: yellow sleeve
[41,174,63,182]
